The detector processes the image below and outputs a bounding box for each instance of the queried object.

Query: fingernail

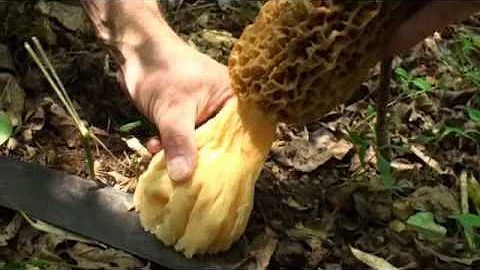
[168,156,192,181]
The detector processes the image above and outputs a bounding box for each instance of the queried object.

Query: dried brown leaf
[248,227,278,270]
[66,242,144,270]
[16,225,64,262]
[404,185,459,222]
[272,128,352,172]
[282,197,311,211]
[415,239,480,265]
[0,44,15,72]
[410,144,446,174]
[124,137,151,160]
[350,246,399,270]
[0,213,23,246]
[41,97,81,147]
[36,1,89,32]
[350,146,376,171]
[391,159,423,172]
[330,139,354,160]
[0,73,25,127]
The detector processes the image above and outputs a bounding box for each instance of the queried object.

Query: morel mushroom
[133,0,424,258]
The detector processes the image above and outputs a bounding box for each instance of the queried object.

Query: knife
[0,156,247,269]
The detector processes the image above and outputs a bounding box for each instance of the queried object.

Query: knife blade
[0,156,246,269]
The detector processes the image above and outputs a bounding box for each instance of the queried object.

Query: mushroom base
[133,96,277,258]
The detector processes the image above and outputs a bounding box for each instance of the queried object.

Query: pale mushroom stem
[133,95,277,258]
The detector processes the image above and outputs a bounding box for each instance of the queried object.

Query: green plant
[0,111,12,146]
[24,37,95,180]
[441,28,480,87]
[466,107,480,126]
[394,66,433,98]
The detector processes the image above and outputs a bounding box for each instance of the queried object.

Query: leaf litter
[0,1,480,269]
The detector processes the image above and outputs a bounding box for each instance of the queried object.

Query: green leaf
[454,213,480,228]
[438,126,476,141]
[462,36,475,53]
[466,69,480,87]
[390,143,410,154]
[348,132,369,167]
[0,111,12,146]
[394,67,410,82]
[367,104,376,117]
[411,77,432,91]
[414,135,437,144]
[466,107,480,124]
[118,120,142,133]
[377,154,394,189]
[406,211,447,242]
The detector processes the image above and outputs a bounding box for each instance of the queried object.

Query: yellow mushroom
[133,0,423,258]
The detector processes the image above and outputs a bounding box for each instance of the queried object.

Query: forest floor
[1,1,480,269]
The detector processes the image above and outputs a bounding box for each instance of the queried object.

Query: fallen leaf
[392,200,415,221]
[282,197,311,211]
[406,211,447,242]
[124,137,151,160]
[390,159,423,171]
[285,222,328,242]
[306,237,328,267]
[108,171,136,193]
[0,213,23,246]
[467,174,480,211]
[0,44,15,72]
[272,128,352,172]
[36,0,89,32]
[272,138,331,172]
[274,240,306,268]
[21,212,102,247]
[409,144,446,174]
[0,111,12,146]
[0,73,25,127]
[330,139,354,160]
[15,225,64,262]
[389,219,407,233]
[248,227,279,270]
[415,239,480,265]
[6,137,18,151]
[350,146,376,171]
[350,246,399,270]
[285,222,329,267]
[24,105,46,132]
[67,242,144,270]
[405,185,460,222]
[34,97,81,147]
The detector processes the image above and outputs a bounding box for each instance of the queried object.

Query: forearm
[384,1,480,57]
[81,0,181,65]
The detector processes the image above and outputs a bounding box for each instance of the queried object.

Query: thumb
[155,106,197,182]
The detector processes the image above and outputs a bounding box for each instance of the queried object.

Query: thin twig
[376,57,393,161]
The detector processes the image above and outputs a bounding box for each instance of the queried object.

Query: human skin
[81,0,480,182]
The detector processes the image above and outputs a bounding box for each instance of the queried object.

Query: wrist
[81,0,184,66]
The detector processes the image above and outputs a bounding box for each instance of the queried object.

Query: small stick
[376,57,393,161]
[25,38,95,181]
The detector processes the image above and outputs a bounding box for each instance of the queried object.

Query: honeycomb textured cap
[228,0,419,124]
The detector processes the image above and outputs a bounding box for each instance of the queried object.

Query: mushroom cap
[228,0,418,124]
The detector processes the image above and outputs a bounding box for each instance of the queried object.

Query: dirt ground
[1,1,480,269]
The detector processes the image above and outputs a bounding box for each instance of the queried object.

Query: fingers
[155,104,197,182]
[146,137,162,154]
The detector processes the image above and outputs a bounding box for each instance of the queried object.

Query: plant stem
[376,57,393,161]
[25,37,96,181]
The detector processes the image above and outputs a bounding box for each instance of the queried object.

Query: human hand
[81,1,232,181]
[117,35,232,181]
